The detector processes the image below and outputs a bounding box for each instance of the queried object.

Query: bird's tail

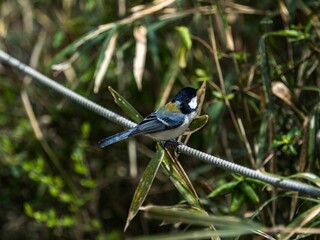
[99,128,135,148]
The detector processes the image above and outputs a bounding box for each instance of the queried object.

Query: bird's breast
[148,116,191,141]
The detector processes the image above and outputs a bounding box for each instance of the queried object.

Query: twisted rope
[1,50,319,197]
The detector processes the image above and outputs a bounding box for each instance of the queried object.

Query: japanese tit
[99,87,198,148]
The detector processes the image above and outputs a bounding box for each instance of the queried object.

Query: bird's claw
[161,139,182,153]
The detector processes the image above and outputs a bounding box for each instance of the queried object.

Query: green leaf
[161,151,201,208]
[226,93,235,100]
[51,28,109,65]
[259,35,274,111]
[240,182,259,204]
[287,172,320,187]
[212,91,223,100]
[24,203,34,217]
[195,68,211,81]
[125,147,164,231]
[176,26,192,50]
[52,31,66,49]
[268,29,309,40]
[208,180,239,198]
[176,26,192,68]
[141,205,260,231]
[186,115,208,134]
[80,179,97,188]
[81,122,91,139]
[108,86,144,123]
[61,216,76,227]
[132,229,261,240]
[230,189,245,213]
[177,47,187,68]
[256,110,271,167]
[307,103,320,171]
[155,61,180,108]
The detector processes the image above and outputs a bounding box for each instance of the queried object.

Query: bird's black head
[172,87,198,114]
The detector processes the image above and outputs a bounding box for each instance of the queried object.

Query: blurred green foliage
[1,0,320,239]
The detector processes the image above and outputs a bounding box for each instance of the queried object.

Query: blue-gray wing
[130,108,185,136]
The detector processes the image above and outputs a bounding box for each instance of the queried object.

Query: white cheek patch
[188,96,197,109]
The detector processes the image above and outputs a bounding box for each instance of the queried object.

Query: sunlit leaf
[212,91,223,100]
[24,203,34,217]
[195,68,211,81]
[94,31,118,93]
[133,25,147,90]
[176,26,192,50]
[176,26,192,68]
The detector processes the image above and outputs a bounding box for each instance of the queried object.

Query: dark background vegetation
[0,0,320,239]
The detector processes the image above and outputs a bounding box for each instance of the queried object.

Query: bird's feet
[160,139,182,153]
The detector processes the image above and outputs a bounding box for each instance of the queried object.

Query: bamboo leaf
[287,172,320,187]
[161,151,201,208]
[259,35,274,111]
[51,29,109,66]
[208,180,239,198]
[108,86,144,123]
[240,182,259,204]
[176,26,192,68]
[176,26,192,50]
[140,205,260,230]
[307,103,320,171]
[94,32,118,93]
[185,115,208,134]
[124,147,164,231]
[133,25,147,90]
[156,61,180,107]
[256,110,270,167]
[230,189,245,213]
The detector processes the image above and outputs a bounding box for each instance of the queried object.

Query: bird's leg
[161,139,182,153]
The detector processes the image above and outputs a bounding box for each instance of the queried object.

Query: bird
[99,87,198,148]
